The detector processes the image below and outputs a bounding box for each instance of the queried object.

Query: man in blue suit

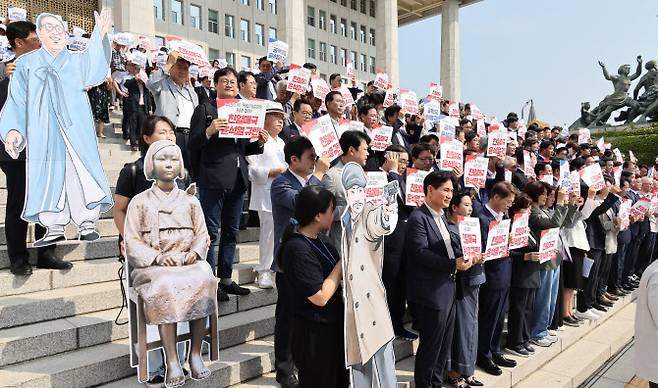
[270,137,329,388]
[474,181,518,375]
[406,171,472,388]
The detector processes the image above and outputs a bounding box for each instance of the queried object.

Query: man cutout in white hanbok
[0,9,114,247]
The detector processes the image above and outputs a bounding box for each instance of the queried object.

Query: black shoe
[597,298,614,307]
[563,316,580,327]
[463,376,484,386]
[570,314,584,322]
[219,281,251,295]
[591,303,608,312]
[492,352,517,368]
[523,343,536,353]
[395,328,418,341]
[10,263,33,276]
[276,374,300,388]
[610,289,626,297]
[36,255,73,270]
[476,357,502,375]
[79,230,100,242]
[505,345,530,357]
[217,287,229,302]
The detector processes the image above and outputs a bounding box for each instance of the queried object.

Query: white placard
[484,219,511,261]
[216,99,267,140]
[464,156,488,189]
[539,228,560,263]
[509,210,530,250]
[439,139,463,171]
[487,130,507,158]
[405,168,430,206]
[365,171,388,206]
[302,115,342,162]
[267,39,288,63]
[459,217,482,261]
[369,125,393,151]
[286,65,312,94]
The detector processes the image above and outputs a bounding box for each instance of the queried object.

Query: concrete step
[0,289,277,367]
[0,230,260,269]
[0,169,122,190]
[0,255,263,297]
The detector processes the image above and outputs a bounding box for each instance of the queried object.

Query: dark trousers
[125,109,147,148]
[383,225,407,332]
[550,264,564,329]
[477,286,509,360]
[411,301,456,388]
[198,177,246,278]
[292,318,349,388]
[623,231,645,281]
[597,253,614,298]
[0,161,53,269]
[635,232,656,277]
[506,287,536,348]
[175,127,191,172]
[274,273,295,380]
[578,249,603,313]
[612,239,630,290]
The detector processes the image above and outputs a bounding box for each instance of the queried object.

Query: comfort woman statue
[124,140,217,387]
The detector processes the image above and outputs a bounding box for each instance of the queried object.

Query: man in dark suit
[270,137,329,388]
[0,21,70,275]
[194,74,216,106]
[279,99,312,143]
[384,105,410,151]
[475,181,518,375]
[406,171,472,388]
[622,173,644,288]
[189,67,267,301]
[123,70,154,151]
[254,57,287,101]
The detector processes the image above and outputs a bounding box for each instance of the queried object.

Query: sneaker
[530,337,552,347]
[545,334,559,343]
[505,345,530,357]
[574,309,599,321]
[257,272,274,289]
[547,329,558,336]
[395,328,418,341]
[219,281,251,295]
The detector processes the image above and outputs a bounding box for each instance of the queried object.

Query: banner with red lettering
[569,170,581,195]
[383,85,398,108]
[582,163,605,191]
[168,39,210,67]
[470,104,484,121]
[523,150,536,178]
[485,219,511,261]
[487,130,507,158]
[539,228,560,263]
[509,210,530,250]
[578,128,591,144]
[439,140,463,171]
[311,77,330,100]
[448,102,460,118]
[399,89,419,116]
[365,171,388,206]
[302,115,342,162]
[476,118,486,137]
[618,198,631,230]
[438,118,457,144]
[286,65,312,94]
[464,156,488,189]
[369,125,393,151]
[630,197,652,220]
[428,82,443,102]
[405,168,430,206]
[373,70,388,90]
[459,217,482,262]
[216,99,267,139]
[346,59,355,80]
[338,86,355,107]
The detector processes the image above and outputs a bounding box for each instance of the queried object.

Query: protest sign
[618,198,631,230]
[346,59,355,80]
[505,169,513,182]
[72,26,86,37]
[485,219,511,261]
[509,210,530,250]
[630,197,652,220]
[613,148,624,163]
[561,126,570,137]
[613,165,622,186]
[286,65,312,94]
[311,77,330,100]
[438,118,456,144]
[7,6,27,22]
[538,228,560,263]
[383,85,397,108]
[596,137,605,153]
[154,51,168,67]
[523,150,536,178]
[487,130,507,158]
[369,125,393,151]
[373,70,388,90]
[517,122,527,140]
[578,128,591,144]
[470,104,484,121]
[365,171,388,206]
[399,89,419,116]
[302,115,342,162]
[464,156,488,189]
[337,120,364,137]
[448,102,460,118]
[439,140,463,171]
[476,118,486,137]
[424,100,441,125]
[570,170,581,195]
[129,51,148,68]
[405,168,430,206]
[557,159,570,188]
[215,99,267,140]
[267,39,288,63]
[68,36,89,51]
[540,174,554,185]
[339,86,355,107]
[459,217,482,262]
[629,150,638,163]
[582,163,605,191]
[169,39,210,67]
[113,32,133,47]
[428,82,443,102]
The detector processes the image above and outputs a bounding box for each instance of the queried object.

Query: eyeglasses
[218,79,237,86]
[298,111,313,116]
[41,23,64,34]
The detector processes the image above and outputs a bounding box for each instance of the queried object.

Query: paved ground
[583,340,652,388]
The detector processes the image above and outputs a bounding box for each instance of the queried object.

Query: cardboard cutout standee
[0,9,114,246]
[340,162,399,387]
[124,141,218,386]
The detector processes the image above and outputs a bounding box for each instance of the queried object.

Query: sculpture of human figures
[0,10,115,246]
[634,60,658,123]
[340,162,398,387]
[587,56,643,127]
[124,140,217,387]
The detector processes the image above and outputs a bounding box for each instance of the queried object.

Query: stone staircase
[0,113,636,388]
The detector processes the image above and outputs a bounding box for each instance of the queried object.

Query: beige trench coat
[341,203,396,367]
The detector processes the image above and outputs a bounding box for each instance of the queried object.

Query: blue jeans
[530,266,560,340]
[199,183,246,279]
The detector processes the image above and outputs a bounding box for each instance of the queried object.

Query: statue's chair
[124,260,219,382]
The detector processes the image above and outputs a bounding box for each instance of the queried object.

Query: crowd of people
[1,17,658,388]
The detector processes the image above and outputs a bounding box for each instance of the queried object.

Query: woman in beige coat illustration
[125,140,216,387]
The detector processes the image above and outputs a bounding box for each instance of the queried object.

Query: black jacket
[188,100,264,190]
[585,192,620,250]
[195,86,216,106]
[123,78,154,114]
[0,63,25,162]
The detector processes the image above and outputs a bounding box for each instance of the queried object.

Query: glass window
[209,48,219,61]
[329,45,337,64]
[360,53,366,71]
[350,0,357,10]
[319,11,326,30]
[154,0,164,20]
[269,0,277,14]
[241,0,249,5]
[350,50,356,65]
[155,35,165,46]
[341,0,347,6]
[359,25,366,43]
[241,55,251,70]
[350,22,356,40]
[190,4,201,29]
[240,19,250,42]
[340,48,347,66]
[360,0,366,14]
[329,15,337,34]
[226,52,236,67]
[369,0,375,17]
[269,27,277,41]
[319,42,326,62]
[307,6,315,27]
[208,10,218,33]
[255,23,264,46]
[257,0,264,11]
[307,39,316,59]
[369,29,375,45]
[171,0,183,24]
[369,56,375,73]
[225,14,235,38]
[340,18,347,37]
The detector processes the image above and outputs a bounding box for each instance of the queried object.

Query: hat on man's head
[341,161,367,190]
[265,101,286,115]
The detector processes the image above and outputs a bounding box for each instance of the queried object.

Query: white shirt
[425,204,455,259]
[175,86,195,128]
[485,203,504,221]
[246,136,287,212]
[289,169,308,187]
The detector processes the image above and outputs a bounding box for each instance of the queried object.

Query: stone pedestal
[376,0,400,85]
[440,0,460,101]
[279,0,306,67]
